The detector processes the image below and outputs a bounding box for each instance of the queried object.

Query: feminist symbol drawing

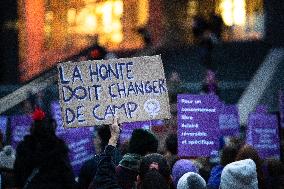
[144,99,160,118]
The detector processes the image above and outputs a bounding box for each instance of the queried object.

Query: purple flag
[0,116,8,142]
[279,91,284,128]
[10,115,32,149]
[120,120,164,143]
[247,112,280,159]
[63,127,95,176]
[255,105,268,114]
[219,104,240,136]
[177,94,220,157]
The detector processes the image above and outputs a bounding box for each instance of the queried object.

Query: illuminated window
[220,0,246,26]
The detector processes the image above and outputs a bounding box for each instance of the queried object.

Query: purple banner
[51,101,95,176]
[279,91,284,128]
[219,104,240,136]
[177,94,220,157]
[255,105,268,114]
[0,116,8,142]
[247,113,280,159]
[10,115,32,149]
[120,120,164,143]
[63,127,95,176]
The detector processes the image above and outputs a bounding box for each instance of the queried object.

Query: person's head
[235,145,261,165]
[220,159,258,189]
[165,133,177,155]
[220,145,238,166]
[139,169,169,189]
[128,129,158,156]
[172,159,198,187]
[94,124,111,154]
[138,153,172,189]
[177,172,206,189]
[30,108,56,139]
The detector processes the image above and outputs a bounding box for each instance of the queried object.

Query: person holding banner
[88,118,122,189]
[13,108,76,189]
[78,124,121,189]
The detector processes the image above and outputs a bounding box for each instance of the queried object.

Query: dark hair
[96,124,111,151]
[139,153,171,180]
[30,117,56,139]
[128,129,158,156]
[140,169,169,189]
[220,145,238,166]
[165,133,177,155]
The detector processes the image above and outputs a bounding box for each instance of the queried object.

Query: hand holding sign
[108,117,120,147]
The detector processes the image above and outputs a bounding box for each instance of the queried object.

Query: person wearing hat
[177,172,207,189]
[172,159,198,187]
[220,159,258,189]
[0,145,15,170]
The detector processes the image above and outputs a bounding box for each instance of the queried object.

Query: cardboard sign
[0,116,7,142]
[247,113,280,159]
[57,55,171,128]
[219,104,240,136]
[10,115,32,148]
[177,94,220,157]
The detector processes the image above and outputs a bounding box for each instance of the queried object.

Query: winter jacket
[78,146,121,189]
[89,145,122,189]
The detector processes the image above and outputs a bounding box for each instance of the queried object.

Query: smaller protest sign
[120,120,164,143]
[219,104,240,137]
[0,116,7,142]
[247,112,280,159]
[64,127,95,176]
[10,115,32,148]
[177,94,220,157]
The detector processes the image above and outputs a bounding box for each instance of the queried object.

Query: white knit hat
[177,172,206,189]
[220,159,258,189]
[0,145,16,169]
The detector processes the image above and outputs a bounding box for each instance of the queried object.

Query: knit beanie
[220,159,258,189]
[172,159,198,187]
[0,145,16,169]
[177,172,206,189]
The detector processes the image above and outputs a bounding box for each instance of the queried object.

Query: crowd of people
[0,107,283,189]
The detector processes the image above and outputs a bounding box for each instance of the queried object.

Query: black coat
[89,145,122,189]
[14,134,76,189]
